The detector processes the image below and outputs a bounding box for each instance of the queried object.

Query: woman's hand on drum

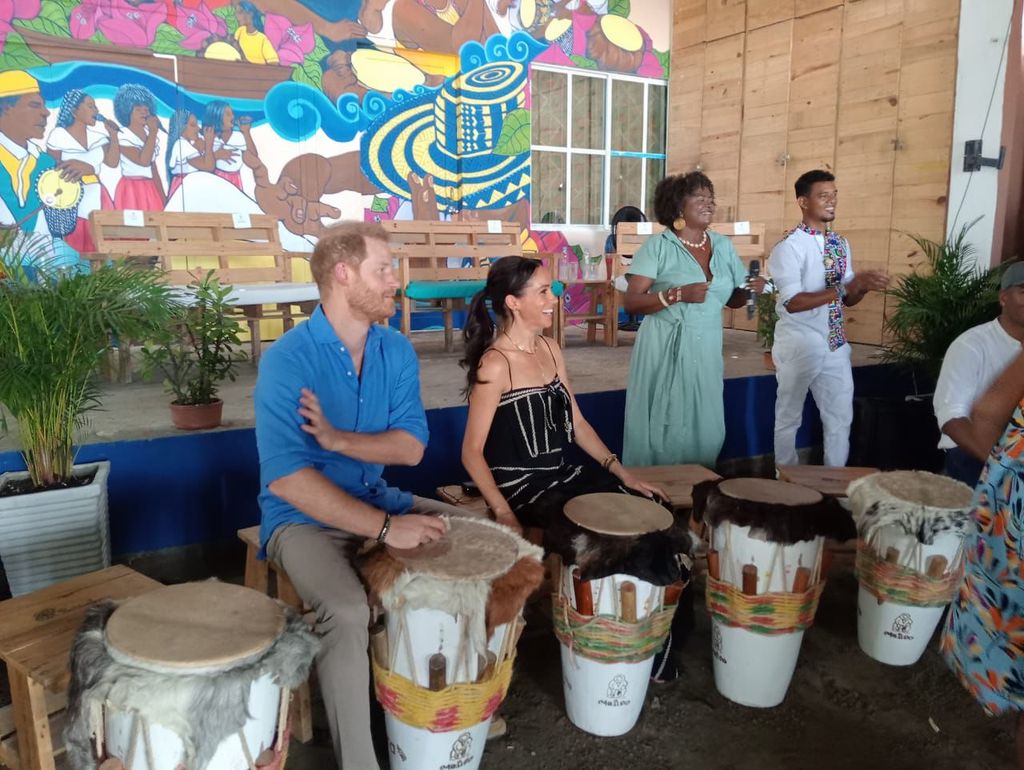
[298,388,343,452]
[492,507,523,536]
[386,514,448,549]
[616,469,669,503]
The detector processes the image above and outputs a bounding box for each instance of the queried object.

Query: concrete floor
[0,327,882,452]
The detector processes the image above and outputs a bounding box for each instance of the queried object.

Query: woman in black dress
[460,256,664,534]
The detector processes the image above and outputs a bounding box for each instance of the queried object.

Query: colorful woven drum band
[854,541,963,608]
[552,593,677,664]
[705,575,826,636]
[371,655,515,733]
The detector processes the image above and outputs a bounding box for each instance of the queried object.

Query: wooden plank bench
[610,221,768,345]
[237,526,314,744]
[381,220,560,351]
[776,464,879,499]
[0,565,162,770]
[86,211,318,364]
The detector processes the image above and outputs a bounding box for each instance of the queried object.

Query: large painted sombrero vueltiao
[361,60,530,211]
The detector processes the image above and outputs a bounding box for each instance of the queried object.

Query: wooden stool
[776,464,879,498]
[0,566,162,770]
[238,526,314,744]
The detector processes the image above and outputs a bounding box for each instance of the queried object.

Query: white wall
[948,0,1015,268]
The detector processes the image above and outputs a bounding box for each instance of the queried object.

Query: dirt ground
[286,565,1015,770]
[492,571,1013,770]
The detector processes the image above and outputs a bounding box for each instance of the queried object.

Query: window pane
[570,153,603,225]
[532,151,566,224]
[532,69,567,147]
[609,156,642,222]
[610,80,643,152]
[571,74,605,150]
[645,157,665,220]
[647,84,666,155]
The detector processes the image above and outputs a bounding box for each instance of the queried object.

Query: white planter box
[0,461,111,597]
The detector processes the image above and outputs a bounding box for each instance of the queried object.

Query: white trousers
[773,337,854,467]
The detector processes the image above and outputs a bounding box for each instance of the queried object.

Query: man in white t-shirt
[769,170,890,468]
[933,261,1024,485]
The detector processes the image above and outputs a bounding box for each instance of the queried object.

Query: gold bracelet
[601,453,619,470]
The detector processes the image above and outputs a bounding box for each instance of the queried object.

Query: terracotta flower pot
[763,350,775,371]
[170,399,224,431]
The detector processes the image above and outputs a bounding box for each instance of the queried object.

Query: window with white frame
[530,65,667,227]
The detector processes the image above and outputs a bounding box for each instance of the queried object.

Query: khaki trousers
[266,496,480,770]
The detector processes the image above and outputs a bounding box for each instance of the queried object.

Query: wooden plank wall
[669,0,959,344]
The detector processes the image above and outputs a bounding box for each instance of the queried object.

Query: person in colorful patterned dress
[768,169,890,468]
[941,348,1024,767]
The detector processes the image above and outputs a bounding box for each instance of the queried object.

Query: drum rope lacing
[855,536,965,608]
[371,652,516,732]
[552,585,679,664]
[705,528,827,635]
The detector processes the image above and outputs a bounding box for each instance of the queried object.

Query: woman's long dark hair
[461,256,543,395]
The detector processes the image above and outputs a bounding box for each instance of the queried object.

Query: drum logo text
[884,613,914,641]
[599,674,631,707]
[712,625,727,664]
[440,731,474,769]
[388,741,407,761]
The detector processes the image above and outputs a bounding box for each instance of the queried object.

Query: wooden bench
[610,222,768,345]
[0,565,162,770]
[237,526,314,744]
[381,220,561,351]
[86,211,317,363]
[776,465,879,499]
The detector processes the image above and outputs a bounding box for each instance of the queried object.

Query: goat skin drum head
[718,478,823,506]
[105,582,284,670]
[563,492,673,536]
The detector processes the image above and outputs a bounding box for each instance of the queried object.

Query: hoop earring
[673,216,686,231]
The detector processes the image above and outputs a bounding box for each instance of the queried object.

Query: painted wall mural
[0,0,669,318]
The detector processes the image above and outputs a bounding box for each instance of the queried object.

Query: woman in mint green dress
[623,173,763,468]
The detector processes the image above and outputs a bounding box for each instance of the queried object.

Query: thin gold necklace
[503,331,536,354]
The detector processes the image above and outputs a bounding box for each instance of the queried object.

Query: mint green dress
[623,230,747,468]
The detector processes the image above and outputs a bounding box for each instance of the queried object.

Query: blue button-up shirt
[254,306,429,553]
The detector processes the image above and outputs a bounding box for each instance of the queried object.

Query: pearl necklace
[679,230,709,250]
[503,331,536,354]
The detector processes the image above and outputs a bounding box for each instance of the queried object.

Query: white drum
[362,516,543,770]
[849,471,973,667]
[692,477,855,710]
[554,493,681,737]
[64,581,317,770]
[558,565,664,736]
[710,520,823,708]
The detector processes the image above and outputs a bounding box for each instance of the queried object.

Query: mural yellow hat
[0,71,40,98]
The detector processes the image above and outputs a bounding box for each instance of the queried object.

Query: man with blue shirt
[255,221,466,770]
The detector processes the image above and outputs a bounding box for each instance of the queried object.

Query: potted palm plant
[0,232,174,596]
[756,288,779,370]
[848,219,1004,471]
[141,272,246,431]
[882,219,1004,381]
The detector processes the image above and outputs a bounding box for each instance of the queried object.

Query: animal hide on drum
[848,471,974,545]
[691,480,857,544]
[544,508,697,585]
[64,601,319,770]
[360,517,544,668]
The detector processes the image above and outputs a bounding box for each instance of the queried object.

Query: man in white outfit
[933,261,1024,486]
[769,169,890,468]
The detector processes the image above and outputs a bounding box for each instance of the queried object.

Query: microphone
[746,259,760,320]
